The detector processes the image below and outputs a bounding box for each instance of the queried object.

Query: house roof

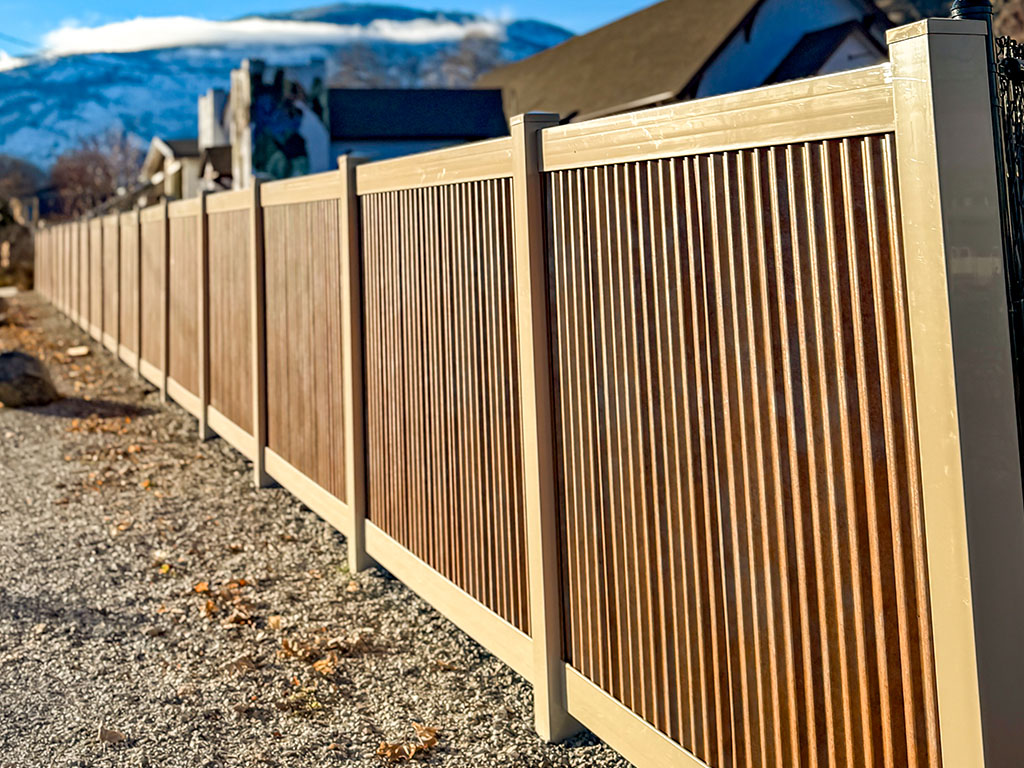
[474,0,764,122]
[328,88,507,140]
[763,20,885,85]
[200,146,232,177]
[164,138,199,157]
[141,136,200,180]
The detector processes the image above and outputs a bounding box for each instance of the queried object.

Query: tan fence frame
[356,135,539,687]
[32,18,1024,768]
[257,168,364,560]
[165,197,203,419]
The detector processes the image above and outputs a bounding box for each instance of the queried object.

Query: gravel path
[0,293,628,768]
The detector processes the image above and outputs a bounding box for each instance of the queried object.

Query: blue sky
[0,0,651,52]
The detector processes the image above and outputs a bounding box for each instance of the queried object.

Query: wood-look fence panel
[361,179,530,635]
[77,220,88,328]
[139,209,165,375]
[31,23,1023,768]
[207,206,253,436]
[102,214,119,348]
[168,208,200,400]
[88,217,103,336]
[263,195,347,502]
[119,213,140,360]
[67,224,78,321]
[545,138,941,768]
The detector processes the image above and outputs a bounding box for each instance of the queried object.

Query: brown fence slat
[263,198,346,501]
[168,211,200,397]
[361,178,530,634]
[119,212,140,358]
[544,138,942,768]
[207,208,253,434]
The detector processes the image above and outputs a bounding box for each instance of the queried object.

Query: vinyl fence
[32,20,1024,768]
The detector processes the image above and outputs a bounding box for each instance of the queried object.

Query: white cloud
[40,15,505,57]
[0,50,29,72]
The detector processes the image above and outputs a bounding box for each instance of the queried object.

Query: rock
[0,351,58,407]
[66,346,89,358]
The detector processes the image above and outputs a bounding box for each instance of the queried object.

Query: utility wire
[0,31,37,52]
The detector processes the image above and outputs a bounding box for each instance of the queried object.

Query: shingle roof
[164,138,200,158]
[327,89,507,140]
[474,0,764,122]
[200,146,232,177]
[763,20,885,85]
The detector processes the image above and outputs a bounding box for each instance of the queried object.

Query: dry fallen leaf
[267,615,283,630]
[346,581,360,593]
[377,722,440,762]
[412,723,438,748]
[312,652,339,676]
[223,654,257,674]
[203,599,218,617]
[97,725,125,744]
[193,581,210,594]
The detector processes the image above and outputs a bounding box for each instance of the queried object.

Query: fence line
[32,19,1024,768]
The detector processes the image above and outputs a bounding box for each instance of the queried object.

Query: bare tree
[50,146,116,217]
[0,155,46,201]
[80,128,143,192]
[329,43,401,88]
[48,129,143,216]
[422,33,506,88]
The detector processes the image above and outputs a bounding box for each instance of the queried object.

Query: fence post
[337,155,371,572]
[113,214,121,354]
[160,199,170,402]
[510,111,579,742]
[197,191,213,441]
[96,215,103,343]
[889,18,1024,767]
[250,180,271,488]
[134,211,142,379]
[81,219,89,332]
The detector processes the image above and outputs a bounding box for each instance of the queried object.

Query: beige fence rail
[32,19,1024,768]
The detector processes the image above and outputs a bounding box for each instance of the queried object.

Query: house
[226,59,508,190]
[327,88,507,162]
[139,137,202,201]
[475,0,890,123]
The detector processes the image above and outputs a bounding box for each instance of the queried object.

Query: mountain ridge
[0,4,571,168]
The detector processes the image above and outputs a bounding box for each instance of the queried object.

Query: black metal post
[951,1,1024,477]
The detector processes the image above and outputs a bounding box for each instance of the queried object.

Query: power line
[0,31,37,52]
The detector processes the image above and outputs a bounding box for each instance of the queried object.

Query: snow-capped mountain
[0,4,571,168]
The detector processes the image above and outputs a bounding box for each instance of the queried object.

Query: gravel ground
[0,293,628,768]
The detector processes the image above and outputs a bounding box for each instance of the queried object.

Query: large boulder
[0,351,58,407]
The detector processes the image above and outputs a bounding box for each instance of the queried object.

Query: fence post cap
[510,112,559,127]
[887,17,988,45]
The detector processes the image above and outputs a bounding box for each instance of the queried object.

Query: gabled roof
[763,20,885,85]
[141,136,200,180]
[475,0,764,122]
[328,89,507,140]
[164,138,199,158]
[200,146,232,177]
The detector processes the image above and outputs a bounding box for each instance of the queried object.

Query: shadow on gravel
[26,397,156,420]
[0,588,143,637]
